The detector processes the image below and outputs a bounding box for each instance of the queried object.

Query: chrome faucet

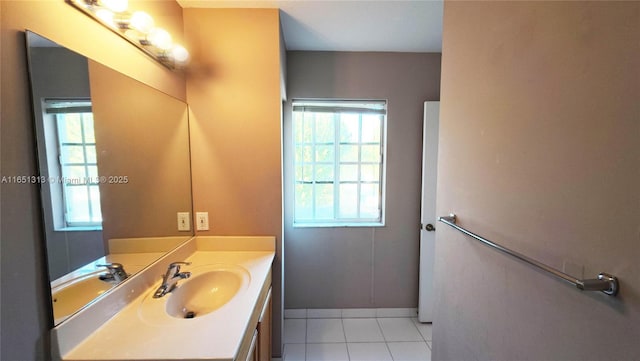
[97,263,128,282]
[153,261,191,298]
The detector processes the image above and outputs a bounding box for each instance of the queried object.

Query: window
[292,99,386,226]
[45,100,102,228]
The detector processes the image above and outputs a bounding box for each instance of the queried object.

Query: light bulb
[148,28,172,50]
[95,9,115,26]
[171,45,189,64]
[101,0,128,13]
[130,11,154,34]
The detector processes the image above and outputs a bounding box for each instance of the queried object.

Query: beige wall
[89,60,192,243]
[1,1,185,359]
[183,8,284,357]
[435,1,640,359]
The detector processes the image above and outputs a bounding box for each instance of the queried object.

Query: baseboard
[284,308,418,319]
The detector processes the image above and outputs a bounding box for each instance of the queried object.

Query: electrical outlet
[177,212,190,231]
[196,212,209,231]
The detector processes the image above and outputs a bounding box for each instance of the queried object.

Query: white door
[418,101,439,322]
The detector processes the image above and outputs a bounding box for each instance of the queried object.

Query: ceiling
[177,0,443,52]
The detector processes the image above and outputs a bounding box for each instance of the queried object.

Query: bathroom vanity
[52,236,275,361]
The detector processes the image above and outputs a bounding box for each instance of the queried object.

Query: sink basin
[138,264,251,324]
[52,274,116,323]
[167,269,247,318]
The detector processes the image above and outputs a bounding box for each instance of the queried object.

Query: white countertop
[63,244,274,360]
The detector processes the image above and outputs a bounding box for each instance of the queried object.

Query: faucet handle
[169,261,191,272]
[166,261,191,276]
[97,262,124,270]
[169,261,191,267]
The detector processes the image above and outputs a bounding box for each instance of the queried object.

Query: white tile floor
[282,318,432,361]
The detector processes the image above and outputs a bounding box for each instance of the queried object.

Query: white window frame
[292,99,387,227]
[44,99,102,230]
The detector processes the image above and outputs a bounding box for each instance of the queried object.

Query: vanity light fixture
[66,0,189,69]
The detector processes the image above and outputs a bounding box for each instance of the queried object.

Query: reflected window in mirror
[25,30,194,327]
[44,99,103,230]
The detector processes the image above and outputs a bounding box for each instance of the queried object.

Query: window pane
[295,183,313,220]
[292,100,386,225]
[83,114,95,142]
[361,114,381,143]
[294,146,302,162]
[61,146,85,164]
[315,184,334,219]
[340,145,358,162]
[295,165,303,181]
[361,164,380,182]
[340,164,358,182]
[89,185,102,222]
[360,183,380,219]
[293,112,304,143]
[87,166,99,181]
[340,113,359,143]
[64,165,86,181]
[87,165,98,184]
[315,113,334,143]
[361,145,380,163]
[338,183,358,218]
[302,165,313,182]
[315,145,334,162]
[296,145,313,162]
[315,164,334,182]
[50,102,102,227]
[85,146,97,163]
[58,114,83,143]
[65,186,90,223]
[302,113,315,143]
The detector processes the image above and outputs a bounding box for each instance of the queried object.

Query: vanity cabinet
[246,330,258,361]
[238,274,272,361]
[257,288,272,361]
[245,288,272,361]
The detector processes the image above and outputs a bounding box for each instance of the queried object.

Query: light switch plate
[196,212,209,231]
[177,212,190,231]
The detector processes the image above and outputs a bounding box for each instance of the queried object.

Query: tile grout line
[414,318,433,344]
[340,319,351,361]
[377,318,397,361]
[410,317,427,343]
[304,318,308,361]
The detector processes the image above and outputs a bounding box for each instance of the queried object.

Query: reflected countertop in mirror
[25,31,193,326]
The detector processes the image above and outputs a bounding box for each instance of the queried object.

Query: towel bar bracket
[578,273,618,296]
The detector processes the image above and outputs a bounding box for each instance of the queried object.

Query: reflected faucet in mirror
[97,263,128,282]
[25,30,194,327]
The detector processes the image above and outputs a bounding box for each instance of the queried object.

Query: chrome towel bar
[438,214,619,296]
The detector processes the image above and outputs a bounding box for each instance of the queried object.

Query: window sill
[54,226,102,232]
[293,222,385,228]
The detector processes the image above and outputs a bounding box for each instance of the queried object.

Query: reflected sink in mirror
[139,265,251,324]
[52,272,116,324]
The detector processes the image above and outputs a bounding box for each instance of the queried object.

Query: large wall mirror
[25,31,193,325]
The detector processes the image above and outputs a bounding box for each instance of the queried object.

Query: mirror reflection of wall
[25,31,193,326]
[88,59,193,242]
[28,34,105,279]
